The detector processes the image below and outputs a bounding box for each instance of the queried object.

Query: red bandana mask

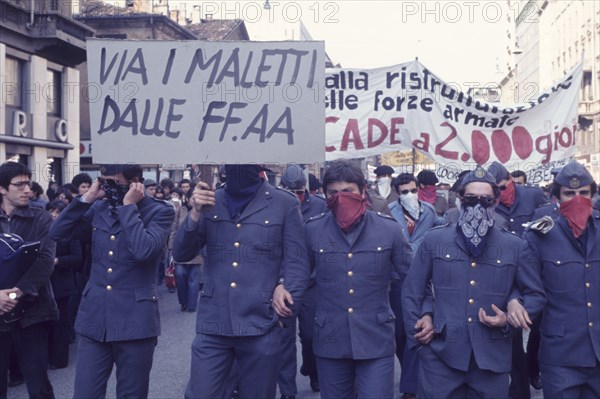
[296,192,306,204]
[499,180,516,207]
[418,185,437,205]
[559,195,593,238]
[326,192,367,232]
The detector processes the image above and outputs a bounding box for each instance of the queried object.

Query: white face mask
[377,177,392,199]
[400,192,420,220]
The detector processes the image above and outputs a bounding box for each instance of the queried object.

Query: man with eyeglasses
[277,164,326,398]
[0,161,58,398]
[523,160,600,398]
[387,172,443,399]
[49,164,174,398]
[486,161,548,399]
[402,165,545,398]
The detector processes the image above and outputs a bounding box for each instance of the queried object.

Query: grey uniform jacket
[402,224,546,373]
[49,197,174,341]
[172,181,310,337]
[305,210,414,359]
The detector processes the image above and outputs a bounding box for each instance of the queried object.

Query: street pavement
[8,284,544,399]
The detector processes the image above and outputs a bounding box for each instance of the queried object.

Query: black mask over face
[101,178,130,208]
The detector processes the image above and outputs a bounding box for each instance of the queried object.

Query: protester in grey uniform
[0,162,57,399]
[49,164,175,399]
[277,164,326,398]
[402,165,545,398]
[486,161,548,399]
[173,164,310,399]
[305,159,413,399]
[444,170,470,224]
[524,160,600,398]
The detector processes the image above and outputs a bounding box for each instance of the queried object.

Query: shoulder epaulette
[306,212,327,223]
[522,216,554,234]
[274,185,298,199]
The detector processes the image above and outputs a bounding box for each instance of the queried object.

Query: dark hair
[160,178,175,190]
[72,173,92,188]
[62,183,78,195]
[510,170,527,183]
[56,186,74,202]
[46,199,67,213]
[417,170,438,186]
[171,188,183,198]
[0,162,31,190]
[123,165,144,182]
[551,181,597,199]
[30,181,44,197]
[322,160,366,195]
[179,179,191,186]
[392,173,417,193]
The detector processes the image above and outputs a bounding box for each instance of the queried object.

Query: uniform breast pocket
[542,259,581,293]
[432,256,463,289]
[314,249,340,282]
[368,247,392,278]
[486,261,517,295]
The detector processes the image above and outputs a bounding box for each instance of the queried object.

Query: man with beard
[173,164,310,399]
[304,159,413,399]
[524,161,600,398]
[486,161,548,399]
[402,166,545,398]
[49,164,175,398]
[388,172,443,399]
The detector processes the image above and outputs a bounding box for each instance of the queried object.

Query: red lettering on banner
[340,119,364,151]
[511,126,534,159]
[491,129,512,163]
[472,130,490,164]
[325,116,338,152]
[434,122,459,160]
[368,118,388,148]
[390,117,404,145]
[412,132,430,153]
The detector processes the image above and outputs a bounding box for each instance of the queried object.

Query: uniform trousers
[417,345,509,399]
[185,328,282,399]
[298,284,318,378]
[0,321,54,399]
[390,280,418,394]
[540,362,600,399]
[73,335,157,399]
[277,318,298,396]
[315,355,394,399]
[508,329,530,399]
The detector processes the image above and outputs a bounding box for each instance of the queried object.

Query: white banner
[325,60,582,182]
[87,39,325,164]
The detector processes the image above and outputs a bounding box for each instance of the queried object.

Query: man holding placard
[173,164,310,399]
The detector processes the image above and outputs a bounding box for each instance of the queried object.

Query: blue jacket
[388,200,443,253]
[301,193,327,222]
[305,210,414,359]
[495,185,547,235]
[402,224,545,373]
[173,181,310,337]
[524,211,600,367]
[49,197,174,341]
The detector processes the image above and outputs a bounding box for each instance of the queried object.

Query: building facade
[1,0,94,187]
[500,0,600,181]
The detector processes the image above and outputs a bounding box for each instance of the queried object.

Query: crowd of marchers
[1,158,599,399]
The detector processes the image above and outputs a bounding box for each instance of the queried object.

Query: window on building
[5,57,23,108]
[582,70,593,101]
[46,69,62,116]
